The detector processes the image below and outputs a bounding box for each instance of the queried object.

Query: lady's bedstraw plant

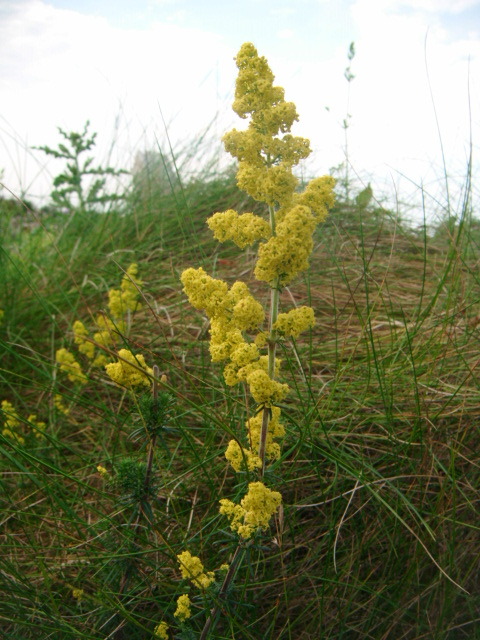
[169,42,334,638]
[182,42,334,483]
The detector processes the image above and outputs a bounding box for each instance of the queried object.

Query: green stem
[117,365,160,602]
[199,543,248,640]
[143,364,160,496]
[258,205,280,475]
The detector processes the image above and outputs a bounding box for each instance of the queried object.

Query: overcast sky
[1,0,479,222]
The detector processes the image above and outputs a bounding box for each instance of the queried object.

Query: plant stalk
[143,364,160,496]
[199,543,248,640]
[258,204,280,475]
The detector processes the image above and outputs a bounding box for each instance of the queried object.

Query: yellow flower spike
[97,465,109,477]
[182,43,334,482]
[174,593,192,622]
[154,621,169,639]
[56,348,87,385]
[177,550,215,590]
[104,349,152,388]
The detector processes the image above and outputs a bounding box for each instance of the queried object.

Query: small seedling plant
[35,120,126,215]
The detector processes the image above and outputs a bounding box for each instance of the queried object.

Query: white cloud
[393,0,480,13]
[0,0,478,222]
[0,1,234,200]
[270,7,296,17]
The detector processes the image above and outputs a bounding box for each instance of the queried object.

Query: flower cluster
[180,45,334,546]
[54,394,70,415]
[1,400,22,444]
[73,320,95,360]
[150,42,333,638]
[56,348,87,385]
[69,263,142,374]
[219,481,282,539]
[107,263,142,318]
[273,306,316,339]
[96,464,109,477]
[181,268,287,410]
[154,621,169,639]
[212,44,334,287]
[72,588,84,601]
[104,349,153,388]
[207,210,271,249]
[27,414,46,440]
[1,399,46,444]
[177,550,215,590]
[174,593,192,622]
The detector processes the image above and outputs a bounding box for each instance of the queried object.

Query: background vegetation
[0,122,478,639]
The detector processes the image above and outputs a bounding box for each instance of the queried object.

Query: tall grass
[0,114,479,639]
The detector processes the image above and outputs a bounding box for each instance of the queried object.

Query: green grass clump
[0,48,479,640]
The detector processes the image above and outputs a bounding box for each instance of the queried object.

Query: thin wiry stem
[258,205,280,475]
[199,543,248,640]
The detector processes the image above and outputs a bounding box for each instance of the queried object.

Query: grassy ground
[0,158,479,639]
